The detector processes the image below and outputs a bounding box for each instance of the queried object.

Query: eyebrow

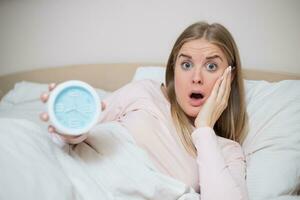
[206,55,223,61]
[178,53,223,62]
[178,53,192,59]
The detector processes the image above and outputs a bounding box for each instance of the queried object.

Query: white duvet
[0,117,199,200]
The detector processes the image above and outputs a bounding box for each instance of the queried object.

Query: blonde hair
[165,22,248,156]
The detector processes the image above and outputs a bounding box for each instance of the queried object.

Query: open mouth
[190,92,204,100]
[189,92,205,107]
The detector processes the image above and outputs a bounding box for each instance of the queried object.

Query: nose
[192,68,203,84]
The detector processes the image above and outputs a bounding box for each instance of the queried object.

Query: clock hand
[65,106,76,113]
[76,109,89,118]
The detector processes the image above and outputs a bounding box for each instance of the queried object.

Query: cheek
[174,74,185,97]
[174,69,191,105]
[174,68,187,93]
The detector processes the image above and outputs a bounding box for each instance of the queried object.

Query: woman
[41,21,248,199]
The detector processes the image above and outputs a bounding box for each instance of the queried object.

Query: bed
[0,63,299,200]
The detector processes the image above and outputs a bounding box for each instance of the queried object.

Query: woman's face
[174,38,229,118]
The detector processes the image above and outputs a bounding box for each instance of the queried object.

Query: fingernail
[42,92,48,98]
[40,113,45,119]
[41,93,48,101]
[49,83,56,90]
[228,66,232,72]
[48,126,54,133]
[42,113,49,121]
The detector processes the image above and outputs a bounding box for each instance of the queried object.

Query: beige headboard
[0,63,299,99]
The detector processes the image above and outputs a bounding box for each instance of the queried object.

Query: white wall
[0,0,299,76]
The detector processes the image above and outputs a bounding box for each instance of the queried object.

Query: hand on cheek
[194,66,232,128]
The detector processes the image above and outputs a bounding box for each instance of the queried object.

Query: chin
[183,106,201,118]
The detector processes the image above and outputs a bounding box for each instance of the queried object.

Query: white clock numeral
[68,118,81,128]
[69,91,80,97]
[80,104,92,113]
[55,103,65,113]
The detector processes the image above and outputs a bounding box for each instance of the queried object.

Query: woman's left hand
[194,66,232,128]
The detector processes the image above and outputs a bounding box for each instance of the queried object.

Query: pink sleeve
[100,81,142,123]
[192,127,248,200]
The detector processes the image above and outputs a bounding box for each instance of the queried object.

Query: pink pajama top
[100,80,248,200]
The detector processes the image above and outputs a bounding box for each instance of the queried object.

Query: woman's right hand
[194,66,232,128]
[39,83,106,144]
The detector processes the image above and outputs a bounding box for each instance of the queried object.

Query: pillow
[132,66,165,84]
[1,81,109,105]
[0,82,50,126]
[1,81,48,104]
[243,80,300,199]
[133,66,300,199]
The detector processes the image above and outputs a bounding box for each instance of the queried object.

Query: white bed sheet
[0,112,199,199]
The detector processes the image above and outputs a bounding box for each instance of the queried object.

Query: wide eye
[181,61,193,70]
[205,63,217,71]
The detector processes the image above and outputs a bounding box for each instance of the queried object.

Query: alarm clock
[47,80,101,136]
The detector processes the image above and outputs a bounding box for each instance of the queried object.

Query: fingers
[210,75,223,100]
[40,92,49,103]
[224,67,232,101]
[48,125,87,144]
[40,112,49,122]
[101,101,106,111]
[48,125,56,133]
[63,134,87,144]
[216,66,232,102]
[47,125,68,139]
[48,83,56,91]
[40,83,57,103]
[216,68,228,101]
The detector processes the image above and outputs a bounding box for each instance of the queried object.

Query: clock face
[48,80,101,136]
[54,86,97,129]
